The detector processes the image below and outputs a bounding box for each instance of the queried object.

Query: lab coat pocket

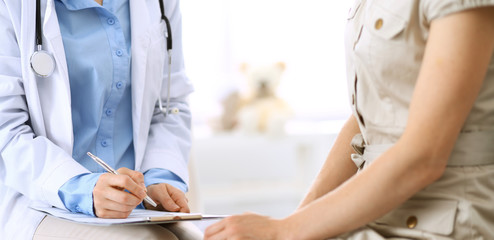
[145,22,167,103]
[148,21,167,46]
[375,199,458,236]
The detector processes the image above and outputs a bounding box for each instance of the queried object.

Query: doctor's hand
[144,183,190,213]
[93,168,147,218]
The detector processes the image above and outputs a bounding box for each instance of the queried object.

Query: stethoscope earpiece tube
[162,16,172,51]
[35,0,42,46]
[158,0,172,51]
[157,0,177,118]
[31,0,56,78]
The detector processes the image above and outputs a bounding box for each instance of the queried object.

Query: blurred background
[180,0,353,219]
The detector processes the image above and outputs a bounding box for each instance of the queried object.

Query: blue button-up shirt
[55,0,186,216]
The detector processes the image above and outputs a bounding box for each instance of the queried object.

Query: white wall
[181,0,353,123]
[181,1,352,217]
[192,132,340,218]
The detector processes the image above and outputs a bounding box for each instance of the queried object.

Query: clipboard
[31,205,223,226]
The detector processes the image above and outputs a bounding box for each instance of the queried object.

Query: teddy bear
[216,62,293,136]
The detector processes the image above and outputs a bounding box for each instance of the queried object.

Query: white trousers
[33,215,203,240]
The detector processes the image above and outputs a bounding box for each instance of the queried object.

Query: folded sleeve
[58,173,103,216]
[421,0,494,23]
[144,168,187,193]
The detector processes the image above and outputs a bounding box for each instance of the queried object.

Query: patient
[204,1,494,239]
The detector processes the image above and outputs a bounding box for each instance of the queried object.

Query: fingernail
[141,183,147,192]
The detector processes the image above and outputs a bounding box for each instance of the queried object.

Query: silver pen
[87,152,158,207]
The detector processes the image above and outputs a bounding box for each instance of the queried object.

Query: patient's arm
[285,7,494,239]
[297,115,359,209]
[204,7,494,240]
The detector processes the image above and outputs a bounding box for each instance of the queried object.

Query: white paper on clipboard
[30,205,215,226]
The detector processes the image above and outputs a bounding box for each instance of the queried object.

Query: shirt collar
[56,0,104,11]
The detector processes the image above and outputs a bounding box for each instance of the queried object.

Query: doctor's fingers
[95,205,133,219]
[93,188,140,218]
[167,184,190,213]
[117,167,146,189]
[148,183,189,213]
[96,173,147,201]
[96,185,143,206]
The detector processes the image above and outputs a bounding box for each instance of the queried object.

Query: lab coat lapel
[37,0,73,153]
[130,0,151,167]
[21,0,45,138]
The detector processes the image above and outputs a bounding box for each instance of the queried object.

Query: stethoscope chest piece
[30,48,55,78]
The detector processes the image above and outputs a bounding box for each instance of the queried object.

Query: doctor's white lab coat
[0,0,193,239]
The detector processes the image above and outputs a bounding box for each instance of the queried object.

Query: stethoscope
[30,0,55,78]
[30,0,178,118]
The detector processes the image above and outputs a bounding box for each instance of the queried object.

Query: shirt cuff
[143,168,188,193]
[58,173,103,216]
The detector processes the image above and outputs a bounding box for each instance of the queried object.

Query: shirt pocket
[365,4,406,40]
[375,199,458,236]
[356,3,411,128]
[363,3,408,67]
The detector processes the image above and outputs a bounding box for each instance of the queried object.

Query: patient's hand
[204,213,288,240]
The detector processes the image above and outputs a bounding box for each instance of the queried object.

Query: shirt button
[406,216,418,229]
[101,140,108,147]
[105,109,113,116]
[116,49,123,57]
[375,18,384,30]
[116,81,124,89]
[107,18,115,25]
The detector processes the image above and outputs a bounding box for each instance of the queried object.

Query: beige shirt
[342,1,494,238]
[345,0,494,145]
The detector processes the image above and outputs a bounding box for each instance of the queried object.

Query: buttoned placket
[94,8,131,166]
[350,11,366,129]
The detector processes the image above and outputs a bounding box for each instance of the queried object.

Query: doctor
[0,0,197,239]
